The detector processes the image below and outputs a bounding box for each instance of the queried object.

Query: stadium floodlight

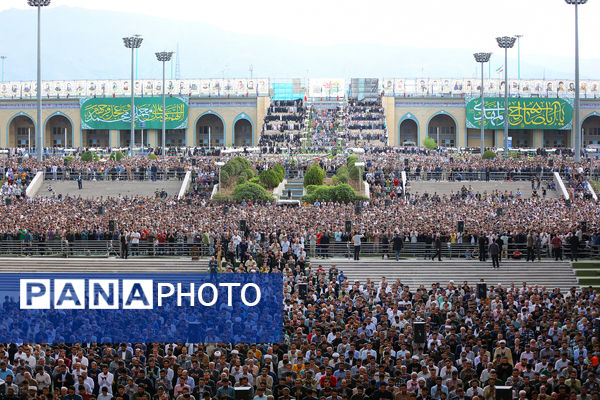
[28,0,51,162]
[565,0,587,162]
[496,36,516,153]
[474,53,492,155]
[123,36,143,154]
[155,51,174,157]
[0,56,7,82]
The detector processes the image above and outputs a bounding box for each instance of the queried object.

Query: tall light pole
[515,35,523,82]
[496,36,516,153]
[123,35,143,155]
[0,56,6,82]
[566,0,586,162]
[28,0,50,162]
[474,52,492,154]
[155,51,173,157]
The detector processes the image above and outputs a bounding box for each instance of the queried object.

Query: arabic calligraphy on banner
[466,97,573,130]
[80,97,189,130]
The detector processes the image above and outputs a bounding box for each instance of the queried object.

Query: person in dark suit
[569,233,579,261]
[392,232,403,261]
[489,241,500,269]
[432,234,442,261]
[478,234,488,262]
[54,364,75,388]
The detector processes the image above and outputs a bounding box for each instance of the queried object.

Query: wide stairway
[309,259,579,291]
[0,258,208,273]
[408,181,560,199]
[281,178,305,201]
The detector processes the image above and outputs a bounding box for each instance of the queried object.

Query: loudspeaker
[355,204,362,215]
[549,159,554,167]
[457,221,464,233]
[234,387,252,400]
[495,387,512,400]
[496,208,503,216]
[240,220,247,232]
[345,220,352,233]
[97,206,104,215]
[413,322,426,344]
[385,199,391,207]
[580,221,587,232]
[192,158,197,166]
[404,158,409,166]
[298,283,308,300]
[477,283,487,299]
[108,220,116,232]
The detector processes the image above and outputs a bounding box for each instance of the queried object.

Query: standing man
[77,174,83,190]
[526,232,534,262]
[551,234,563,261]
[392,231,403,261]
[352,231,364,261]
[432,234,442,261]
[569,232,579,261]
[489,240,500,269]
[478,233,488,262]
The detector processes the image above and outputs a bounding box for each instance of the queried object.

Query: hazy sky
[2,0,599,59]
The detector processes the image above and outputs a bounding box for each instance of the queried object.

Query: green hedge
[304,163,326,187]
[109,151,124,161]
[80,151,98,162]
[303,183,362,203]
[221,157,256,187]
[423,136,437,149]
[232,182,274,202]
[259,169,281,189]
[148,153,158,160]
[483,150,497,159]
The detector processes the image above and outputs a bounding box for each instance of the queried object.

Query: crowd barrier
[42,169,187,182]
[0,240,597,260]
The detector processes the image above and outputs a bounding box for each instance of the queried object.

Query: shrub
[349,165,361,182]
[232,182,274,202]
[236,175,247,185]
[219,170,230,187]
[272,163,285,181]
[482,150,497,159]
[110,151,124,161]
[80,151,95,162]
[302,184,359,204]
[304,163,326,187]
[211,193,230,202]
[346,155,359,169]
[423,136,437,150]
[259,169,280,189]
[249,177,260,184]
[306,185,318,194]
[148,153,158,160]
[64,155,74,166]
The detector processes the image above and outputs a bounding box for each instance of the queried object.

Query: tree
[346,155,359,169]
[349,165,361,182]
[272,163,285,182]
[259,169,280,189]
[80,151,95,162]
[304,164,326,187]
[110,151,124,161]
[423,136,437,150]
[64,155,74,166]
[302,184,359,204]
[219,170,230,187]
[148,153,158,160]
[232,182,274,202]
[482,150,497,159]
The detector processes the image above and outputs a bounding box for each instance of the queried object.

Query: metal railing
[0,240,598,260]
[43,169,187,181]
[404,170,558,182]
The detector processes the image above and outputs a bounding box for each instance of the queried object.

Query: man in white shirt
[97,365,114,394]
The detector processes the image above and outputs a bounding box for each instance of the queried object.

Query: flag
[496,65,504,73]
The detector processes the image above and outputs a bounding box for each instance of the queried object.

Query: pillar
[533,130,543,148]
[109,130,119,148]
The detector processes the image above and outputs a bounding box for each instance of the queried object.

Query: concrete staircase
[281,179,305,201]
[307,259,579,291]
[0,258,208,273]
[408,180,560,199]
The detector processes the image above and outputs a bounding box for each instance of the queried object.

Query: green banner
[80,97,188,130]
[466,97,573,130]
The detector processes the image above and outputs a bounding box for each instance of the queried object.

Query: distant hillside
[0,6,599,81]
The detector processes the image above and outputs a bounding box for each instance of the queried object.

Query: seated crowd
[260,100,307,150]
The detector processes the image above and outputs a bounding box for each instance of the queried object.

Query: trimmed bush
[304,163,326,187]
[259,169,281,189]
[249,177,260,184]
[110,151,124,161]
[64,155,74,166]
[80,151,95,162]
[303,184,360,204]
[272,163,285,181]
[346,155,359,169]
[423,136,437,150]
[232,182,274,202]
[148,153,158,160]
[482,150,497,159]
[219,170,230,186]
[211,193,230,202]
[349,165,361,182]
[221,157,256,186]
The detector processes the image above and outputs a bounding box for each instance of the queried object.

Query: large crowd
[342,99,388,148]
[259,100,307,149]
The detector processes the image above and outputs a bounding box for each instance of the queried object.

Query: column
[109,130,119,148]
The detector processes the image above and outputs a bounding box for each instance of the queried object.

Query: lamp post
[355,162,365,195]
[216,161,225,190]
[474,52,492,154]
[0,56,6,82]
[496,36,516,153]
[515,35,523,82]
[566,0,587,162]
[123,35,143,155]
[155,51,173,157]
[28,0,51,162]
